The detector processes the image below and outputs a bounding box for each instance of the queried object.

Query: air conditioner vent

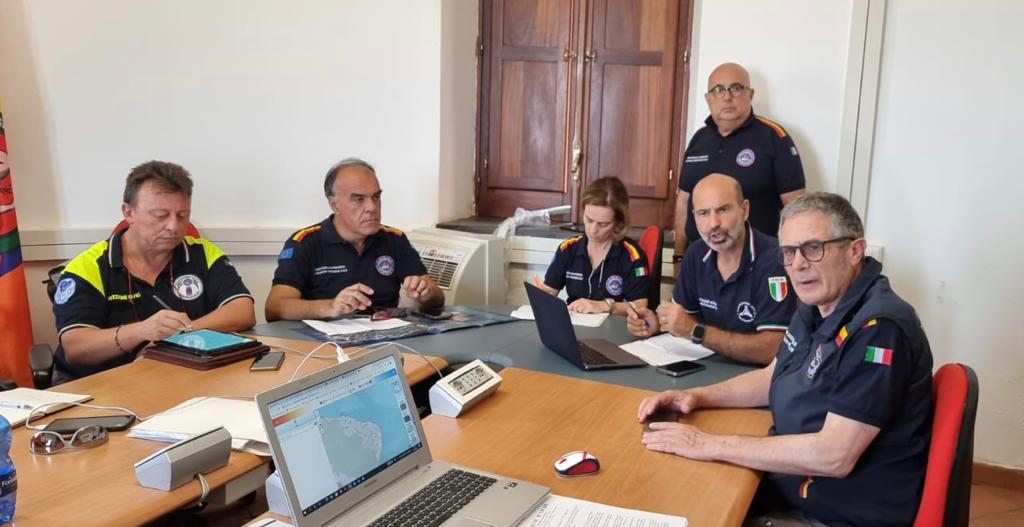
[422,257,460,289]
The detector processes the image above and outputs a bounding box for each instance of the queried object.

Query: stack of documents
[303,317,411,335]
[619,333,714,366]
[0,388,92,427]
[510,305,609,328]
[519,494,687,527]
[128,396,269,455]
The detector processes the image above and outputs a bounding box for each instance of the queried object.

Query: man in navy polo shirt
[672,62,806,268]
[638,193,933,526]
[628,174,794,365]
[265,158,444,321]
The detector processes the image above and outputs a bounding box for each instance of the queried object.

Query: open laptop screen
[267,354,423,517]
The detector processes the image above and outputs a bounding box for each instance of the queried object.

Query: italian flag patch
[864,346,893,366]
[768,276,788,302]
[634,267,647,277]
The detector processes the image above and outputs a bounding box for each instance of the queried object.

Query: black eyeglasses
[707,83,749,98]
[778,237,854,266]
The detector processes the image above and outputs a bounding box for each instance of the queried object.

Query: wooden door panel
[480,0,575,213]
[502,0,571,48]
[597,64,672,198]
[583,0,680,227]
[492,59,567,192]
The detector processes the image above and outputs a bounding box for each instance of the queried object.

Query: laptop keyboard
[579,342,616,366]
[368,469,497,527]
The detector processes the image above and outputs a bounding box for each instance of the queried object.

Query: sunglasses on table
[29,425,109,455]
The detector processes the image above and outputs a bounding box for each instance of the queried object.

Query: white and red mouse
[554,450,600,477]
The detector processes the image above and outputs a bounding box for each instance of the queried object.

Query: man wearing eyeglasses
[265,157,444,321]
[627,174,795,365]
[639,193,933,526]
[673,63,806,273]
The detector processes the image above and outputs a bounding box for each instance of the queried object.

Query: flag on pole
[0,102,35,387]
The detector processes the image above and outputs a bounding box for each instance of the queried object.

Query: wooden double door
[476,0,693,228]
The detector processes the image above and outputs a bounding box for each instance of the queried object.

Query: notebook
[0,388,92,427]
[524,281,647,371]
[255,344,549,527]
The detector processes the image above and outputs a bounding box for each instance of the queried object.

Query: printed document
[518,494,687,527]
[619,333,714,366]
[128,396,269,455]
[303,317,411,335]
[511,305,609,328]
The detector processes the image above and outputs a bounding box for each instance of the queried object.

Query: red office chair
[637,226,663,306]
[913,363,979,527]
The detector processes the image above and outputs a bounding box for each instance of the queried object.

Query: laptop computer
[255,345,549,527]
[524,281,647,371]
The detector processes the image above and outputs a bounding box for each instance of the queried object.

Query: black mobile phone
[250,351,285,371]
[656,360,706,377]
[642,409,681,433]
[43,415,136,434]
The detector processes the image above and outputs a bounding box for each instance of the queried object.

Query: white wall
[439,1,479,221]
[0,0,443,232]
[867,0,1024,468]
[688,0,853,194]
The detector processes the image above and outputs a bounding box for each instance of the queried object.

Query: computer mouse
[554,450,600,477]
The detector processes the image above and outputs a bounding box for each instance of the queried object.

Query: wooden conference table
[9,335,447,527]
[256,367,774,527]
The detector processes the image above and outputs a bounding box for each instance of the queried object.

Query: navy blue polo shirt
[674,224,794,333]
[678,111,805,242]
[53,231,252,378]
[543,236,649,303]
[761,258,932,526]
[272,216,428,307]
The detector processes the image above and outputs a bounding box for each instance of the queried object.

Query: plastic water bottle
[0,415,16,524]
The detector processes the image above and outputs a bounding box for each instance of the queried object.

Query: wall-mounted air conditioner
[407,228,506,306]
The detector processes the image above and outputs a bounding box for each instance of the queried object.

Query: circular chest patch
[736,148,756,167]
[375,255,395,276]
[54,277,76,305]
[736,301,757,323]
[173,274,204,301]
[605,275,624,296]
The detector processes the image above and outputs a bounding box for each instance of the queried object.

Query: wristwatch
[690,322,706,345]
[605,298,615,313]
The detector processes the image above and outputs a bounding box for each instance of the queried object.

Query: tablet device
[157,329,256,356]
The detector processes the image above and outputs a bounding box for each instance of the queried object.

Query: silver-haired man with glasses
[639,193,933,526]
[673,63,806,273]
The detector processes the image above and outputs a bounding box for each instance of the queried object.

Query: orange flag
[0,102,34,387]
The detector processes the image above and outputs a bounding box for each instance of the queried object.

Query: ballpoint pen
[0,401,34,411]
[626,300,650,329]
[152,295,191,332]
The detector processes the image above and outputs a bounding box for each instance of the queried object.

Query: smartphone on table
[655,360,706,377]
[250,351,285,371]
[43,415,136,434]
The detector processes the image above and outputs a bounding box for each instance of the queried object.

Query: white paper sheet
[302,317,411,335]
[0,388,93,427]
[128,396,269,455]
[518,494,687,527]
[619,333,714,366]
[510,305,609,328]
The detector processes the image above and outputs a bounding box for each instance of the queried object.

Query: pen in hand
[152,295,191,332]
[626,300,650,329]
